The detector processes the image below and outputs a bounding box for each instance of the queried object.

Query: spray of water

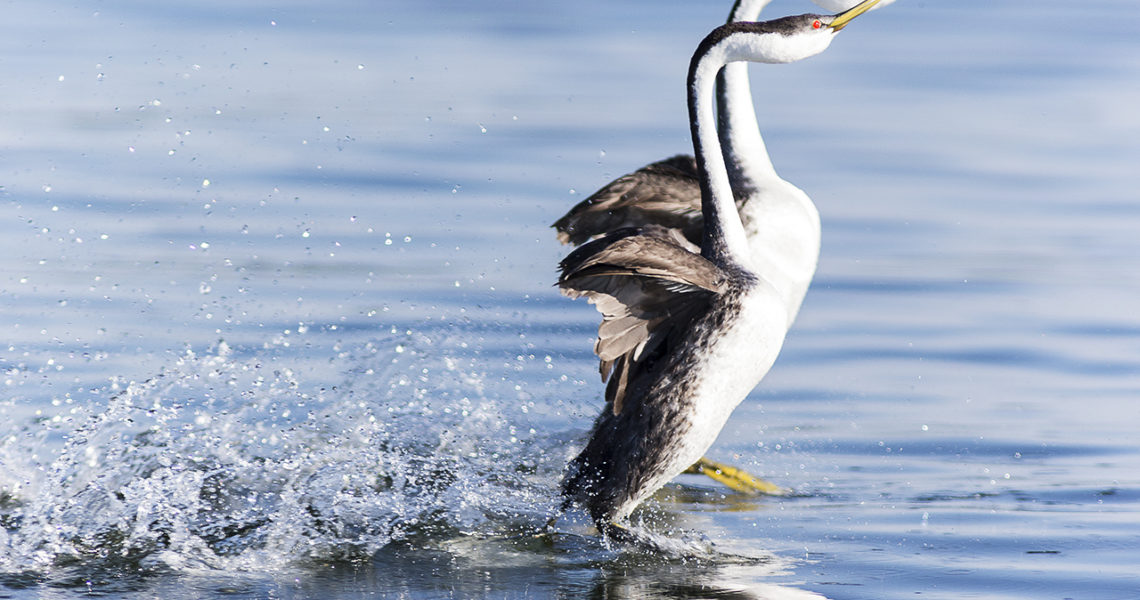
[0,328,572,575]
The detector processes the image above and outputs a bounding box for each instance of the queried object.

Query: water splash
[0,322,795,600]
[0,329,570,576]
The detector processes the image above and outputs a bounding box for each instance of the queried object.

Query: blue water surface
[2,1,1139,598]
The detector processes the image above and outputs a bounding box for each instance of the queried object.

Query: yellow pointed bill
[829,0,882,31]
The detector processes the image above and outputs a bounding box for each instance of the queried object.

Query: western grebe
[557,0,882,535]
[554,0,892,327]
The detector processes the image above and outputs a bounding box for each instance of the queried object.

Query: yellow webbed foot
[684,457,788,495]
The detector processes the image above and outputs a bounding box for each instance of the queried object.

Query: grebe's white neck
[689,20,836,266]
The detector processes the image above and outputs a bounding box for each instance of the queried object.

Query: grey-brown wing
[558,226,724,414]
[552,155,704,246]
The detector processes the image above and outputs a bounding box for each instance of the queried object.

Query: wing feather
[558,226,725,414]
[552,155,704,245]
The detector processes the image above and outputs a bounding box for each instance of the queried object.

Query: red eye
[813,20,822,29]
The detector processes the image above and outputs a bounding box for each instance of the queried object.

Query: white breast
[740,183,822,327]
[674,283,789,471]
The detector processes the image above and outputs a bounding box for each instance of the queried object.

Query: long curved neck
[726,0,771,23]
[718,0,779,200]
[692,19,837,266]
[689,28,757,267]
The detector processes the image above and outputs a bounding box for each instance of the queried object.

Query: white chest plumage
[675,284,787,465]
[739,185,822,326]
[613,283,788,520]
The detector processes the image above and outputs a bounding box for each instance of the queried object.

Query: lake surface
[3,1,1139,598]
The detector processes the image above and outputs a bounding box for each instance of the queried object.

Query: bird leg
[684,457,787,495]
